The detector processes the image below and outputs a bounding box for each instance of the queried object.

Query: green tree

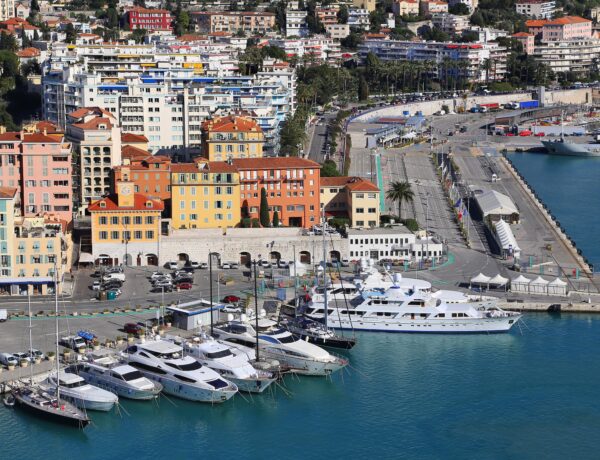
[386,181,414,219]
[340,31,363,50]
[20,29,31,49]
[65,23,77,44]
[130,28,148,43]
[106,7,119,29]
[337,5,349,23]
[449,3,470,15]
[321,159,340,177]
[0,32,18,51]
[272,210,280,227]
[30,0,40,12]
[259,188,270,227]
[358,76,369,101]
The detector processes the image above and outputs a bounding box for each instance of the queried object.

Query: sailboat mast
[28,294,33,385]
[54,262,60,400]
[322,207,328,328]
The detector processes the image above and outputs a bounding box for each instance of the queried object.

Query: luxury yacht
[213,319,348,376]
[68,353,162,400]
[42,371,119,411]
[181,334,277,393]
[122,338,238,403]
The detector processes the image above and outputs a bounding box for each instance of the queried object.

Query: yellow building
[320,177,380,229]
[88,180,163,266]
[0,187,71,295]
[201,116,265,162]
[170,159,241,230]
[353,0,376,12]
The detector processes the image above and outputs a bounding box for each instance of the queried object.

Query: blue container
[519,100,539,109]
[403,111,410,116]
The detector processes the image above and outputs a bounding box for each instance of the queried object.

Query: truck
[60,335,87,351]
[519,100,539,109]
[479,103,500,111]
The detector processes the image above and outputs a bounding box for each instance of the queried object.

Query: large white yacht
[68,353,162,400]
[180,334,277,393]
[42,371,119,411]
[213,319,348,376]
[305,273,521,333]
[122,338,238,403]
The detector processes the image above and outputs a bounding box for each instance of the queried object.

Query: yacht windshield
[277,334,298,344]
[165,361,202,371]
[61,380,86,388]
[121,370,144,381]
[206,349,233,359]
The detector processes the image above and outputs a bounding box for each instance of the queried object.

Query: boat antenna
[54,261,60,401]
[27,293,33,385]
[322,206,328,329]
[253,256,260,362]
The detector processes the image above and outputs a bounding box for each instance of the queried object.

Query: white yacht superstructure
[43,371,119,411]
[122,338,238,403]
[213,319,348,376]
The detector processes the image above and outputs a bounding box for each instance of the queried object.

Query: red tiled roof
[202,115,262,133]
[16,47,40,58]
[121,133,148,143]
[129,7,171,14]
[122,144,151,161]
[35,120,61,133]
[545,16,590,25]
[72,117,114,130]
[0,132,61,143]
[88,193,164,212]
[513,32,533,37]
[172,160,238,173]
[0,186,17,199]
[67,107,114,120]
[526,19,548,27]
[321,176,379,192]
[231,157,320,169]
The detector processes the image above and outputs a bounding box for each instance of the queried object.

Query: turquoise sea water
[509,152,600,269]
[3,314,600,459]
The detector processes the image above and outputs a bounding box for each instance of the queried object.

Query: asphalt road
[307,112,338,163]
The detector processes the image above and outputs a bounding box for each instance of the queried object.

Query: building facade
[321,176,380,229]
[201,116,265,161]
[392,0,419,16]
[126,7,173,31]
[88,180,163,266]
[325,23,350,39]
[113,150,172,202]
[513,32,535,54]
[191,11,276,34]
[515,0,556,19]
[532,38,600,73]
[541,16,592,41]
[170,160,240,230]
[432,13,470,35]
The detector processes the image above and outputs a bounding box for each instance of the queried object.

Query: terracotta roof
[0,186,17,199]
[321,176,379,192]
[72,117,114,130]
[67,107,114,120]
[172,160,238,173]
[231,157,320,169]
[202,115,262,133]
[34,120,61,134]
[88,193,164,212]
[0,132,61,143]
[525,19,548,27]
[545,16,591,25]
[16,47,40,58]
[122,145,152,162]
[129,7,171,14]
[121,133,148,143]
[179,34,209,42]
[513,32,533,37]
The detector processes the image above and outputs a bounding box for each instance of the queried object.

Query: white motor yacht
[42,371,118,411]
[121,338,238,403]
[181,334,276,393]
[213,319,348,376]
[68,354,162,400]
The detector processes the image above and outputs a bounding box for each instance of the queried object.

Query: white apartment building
[431,13,470,35]
[0,0,14,21]
[269,36,342,62]
[532,38,600,74]
[286,10,308,37]
[516,0,555,19]
[358,39,508,82]
[348,8,370,30]
[325,23,351,40]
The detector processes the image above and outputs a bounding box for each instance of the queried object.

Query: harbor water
[3,313,600,459]
[509,152,600,269]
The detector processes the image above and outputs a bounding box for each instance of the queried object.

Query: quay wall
[500,301,600,313]
[500,155,593,275]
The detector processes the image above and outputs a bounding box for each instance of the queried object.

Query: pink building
[541,16,591,41]
[0,131,72,224]
[513,32,535,54]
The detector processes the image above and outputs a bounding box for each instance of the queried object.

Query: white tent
[511,275,531,293]
[494,220,521,259]
[529,276,549,294]
[470,273,491,287]
[489,274,509,287]
[547,277,568,296]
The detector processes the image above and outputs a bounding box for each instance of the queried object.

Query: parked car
[91,280,102,291]
[341,258,350,267]
[166,261,179,270]
[150,271,170,281]
[102,280,123,290]
[103,272,125,282]
[106,266,124,274]
[106,288,121,297]
[220,262,231,269]
[0,353,18,367]
[175,276,193,284]
[198,262,208,269]
[123,323,144,336]
[28,349,45,361]
[229,262,239,269]
[13,352,31,363]
[180,267,195,274]
[177,282,193,290]
[222,295,241,304]
[151,285,173,293]
[153,280,173,289]
[258,260,271,268]
[277,260,289,268]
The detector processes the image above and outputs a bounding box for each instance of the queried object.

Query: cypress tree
[272,210,280,227]
[259,188,270,227]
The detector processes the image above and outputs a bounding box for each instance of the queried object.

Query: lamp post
[122,228,130,267]
[267,241,275,279]
[208,252,215,336]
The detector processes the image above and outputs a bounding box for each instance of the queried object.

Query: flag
[462,206,468,217]
[458,211,463,220]
[454,198,462,208]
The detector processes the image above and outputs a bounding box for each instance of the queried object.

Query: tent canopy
[494,220,520,252]
[489,274,509,286]
[476,190,519,217]
[548,277,567,286]
[512,275,531,284]
[530,276,549,285]
[471,273,491,284]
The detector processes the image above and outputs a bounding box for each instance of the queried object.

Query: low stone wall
[500,301,600,313]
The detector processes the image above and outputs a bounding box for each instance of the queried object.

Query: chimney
[19,131,24,140]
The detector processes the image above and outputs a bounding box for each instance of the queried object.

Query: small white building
[348,8,370,30]
[516,0,555,19]
[286,10,308,37]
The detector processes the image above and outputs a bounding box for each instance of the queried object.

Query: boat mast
[27,294,33,385]
[322,207,328,329]
[54,262,60,400]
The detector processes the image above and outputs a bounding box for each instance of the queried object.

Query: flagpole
[466,197,470,246]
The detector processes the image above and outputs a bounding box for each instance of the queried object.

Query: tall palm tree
[386,181,414,219]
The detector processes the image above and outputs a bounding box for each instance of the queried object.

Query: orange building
[234,157,321,228]
[113,146,172,202]
[201,116,265,161]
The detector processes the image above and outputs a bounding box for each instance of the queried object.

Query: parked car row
[91,266,125,298]
[0,349,46,368]
[148,270,194,293]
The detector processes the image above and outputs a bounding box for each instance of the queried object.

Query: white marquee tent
[529,276,549,294]
[547,277,568,296]
[511,275,531,293]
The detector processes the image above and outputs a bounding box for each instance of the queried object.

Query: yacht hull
[542,140,600,157]
[14,393,90,428]
[82,374,162,400]
[60,393,116,412]
[261,348,347,376]
[227,376,276,394]
[137,372,236,403]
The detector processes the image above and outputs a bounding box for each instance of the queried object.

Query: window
[134,231,142,239]
[368,208,376,213]
[123,216,131,225]
[134,216,142,225]
[146,216,154,225]
[146,231,154,239]
[356,208,364,213]
[99,231,108,240]
[111,231,119,239]
[111,216,119,225]
[99,216,107,225]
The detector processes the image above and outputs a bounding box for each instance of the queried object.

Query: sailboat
[12,268,90,428]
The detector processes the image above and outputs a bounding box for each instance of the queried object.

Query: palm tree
[386,181,414,219]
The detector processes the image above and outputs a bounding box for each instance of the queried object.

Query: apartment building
[532,38,600,73]
[191,11,276,34]
[234,157,321,228]
[420,0,449,15]
[320,177,380,229]
[513,32,535,54]
[286,9,308,37]
[348,9,370,30]
[358,39,508,82]
[268,37,342,62]
[114,150,172,203]
[316,8,339,25]
[126,7,173,31]
[326,23,350,39]
[65,107,122,214]
[392,0,419,16]
[353,0,376,12]
[170,160,240,230]
[0,187,15,281]
[432,13,470,35]
[515,0,555,19]
[541,16,592,41]
[0,0,14,21]
[0,131,72,224]
[88,180,163,266]
[200,116,264,161]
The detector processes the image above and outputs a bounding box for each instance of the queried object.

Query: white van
[103,272,125,282]
[0,352,17,367]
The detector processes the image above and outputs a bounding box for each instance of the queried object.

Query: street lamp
[208,251,217,336]
[266,241,275,279]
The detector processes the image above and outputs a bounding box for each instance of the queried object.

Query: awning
[470,273,491,284]
[489,274,509,286]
